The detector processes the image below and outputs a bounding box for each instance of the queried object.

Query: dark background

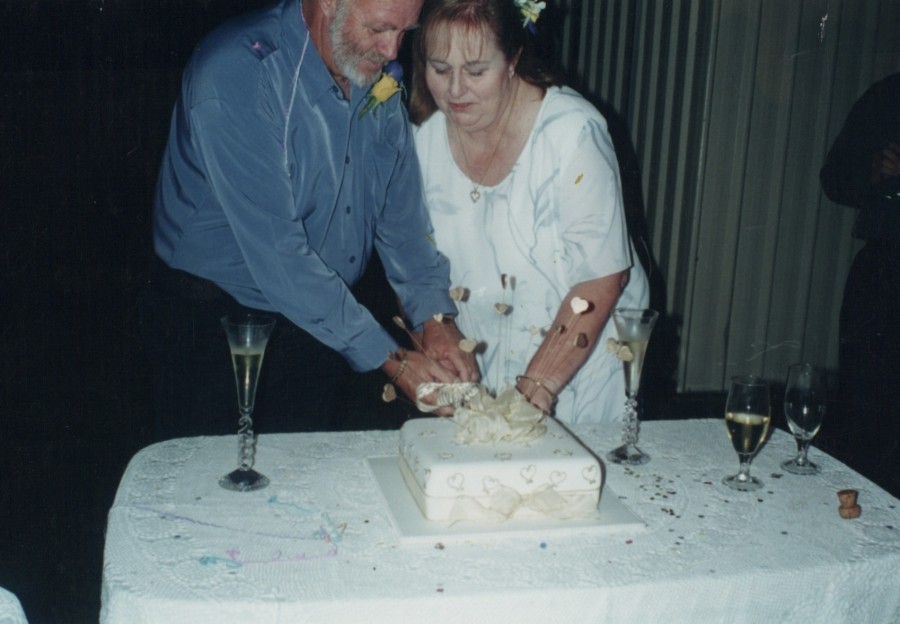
[2,1,884,622]
[3,3,308,621]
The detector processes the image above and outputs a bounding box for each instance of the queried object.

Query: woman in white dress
[409,0,649,425]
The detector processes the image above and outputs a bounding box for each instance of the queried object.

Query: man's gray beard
[329,0,384,88]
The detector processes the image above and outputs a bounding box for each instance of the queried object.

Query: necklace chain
[455,87,517,203]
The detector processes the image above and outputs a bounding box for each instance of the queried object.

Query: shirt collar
[279,0,371,109]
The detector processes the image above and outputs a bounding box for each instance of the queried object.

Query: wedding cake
[399,390,603,523]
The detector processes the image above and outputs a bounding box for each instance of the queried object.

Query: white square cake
[399,416,602,523]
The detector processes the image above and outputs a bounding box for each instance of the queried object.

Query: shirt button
[345,155,350,164]
[345,205,351,214]
[349,255,356,264]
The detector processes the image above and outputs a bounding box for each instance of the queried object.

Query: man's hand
[382,349,463,416]
[418,317,480,382]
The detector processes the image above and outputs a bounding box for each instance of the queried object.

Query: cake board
[366,456,645,544]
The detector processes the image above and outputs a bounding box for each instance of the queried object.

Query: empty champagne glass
[781,363,827,475]
[607,308,659,465]
[723,375,771,491]
[219,314,276,492]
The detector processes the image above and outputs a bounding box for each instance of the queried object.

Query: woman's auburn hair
[407,0,561,126]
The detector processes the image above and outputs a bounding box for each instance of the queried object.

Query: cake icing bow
[415,383,547,444]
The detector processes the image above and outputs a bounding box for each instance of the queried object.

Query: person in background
[143,0,478,440]
[408,0,649,424]
[820,71,900,497]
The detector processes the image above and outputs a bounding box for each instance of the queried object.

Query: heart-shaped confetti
[381,384,397,402]
[494,303,510,315]
[449,286,467,301]
[433,313,444,323]
[570,296,589,314]
[458,338,477,353]
[574,332,589,348]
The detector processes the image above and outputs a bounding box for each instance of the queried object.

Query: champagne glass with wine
[781,363,827,475]
[723,375,771,491]
[219,314,276,492]
[607,308,658,465]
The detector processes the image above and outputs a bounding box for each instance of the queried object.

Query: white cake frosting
[399,416,603,523]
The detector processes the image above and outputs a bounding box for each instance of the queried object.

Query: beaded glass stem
[219,314,276,492]
[607,308,658,466]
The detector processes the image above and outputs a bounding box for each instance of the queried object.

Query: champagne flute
[723,375,771,491]
[607,308,659,465]
[781,363,827,475]
[219,314,276,492]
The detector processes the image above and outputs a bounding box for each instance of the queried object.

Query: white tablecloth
[0,587,27,624]
[101,419,900,623]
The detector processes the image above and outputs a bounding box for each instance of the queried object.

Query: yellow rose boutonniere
[513,0,546,33]
[358,61,404,119]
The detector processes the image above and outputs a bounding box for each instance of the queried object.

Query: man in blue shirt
[144,0,477,439]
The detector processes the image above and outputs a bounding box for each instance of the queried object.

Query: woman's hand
[869,142,900,187]
[518,272,628,414]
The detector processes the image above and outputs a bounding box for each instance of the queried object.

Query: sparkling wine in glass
[781,363,827,475]
[723,375,771,491]
[219,314,276,492]
[607,308,658,465]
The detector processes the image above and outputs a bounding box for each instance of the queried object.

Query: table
[101,419,900,623]
[0,587,28,624]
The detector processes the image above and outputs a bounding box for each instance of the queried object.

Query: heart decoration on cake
[520,464,537,483]
[398,417,603,523]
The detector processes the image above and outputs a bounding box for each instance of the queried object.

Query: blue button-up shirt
[153,0,454,371]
